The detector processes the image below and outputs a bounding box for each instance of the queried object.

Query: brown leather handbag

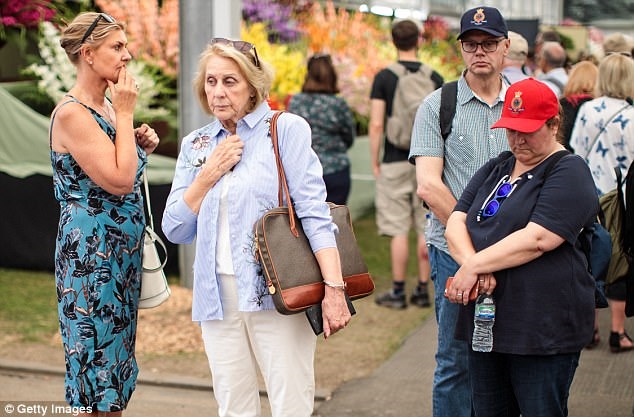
[253,112,374,315]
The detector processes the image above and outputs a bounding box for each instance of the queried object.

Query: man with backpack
[408,6,510,417]
[369,19,443,309]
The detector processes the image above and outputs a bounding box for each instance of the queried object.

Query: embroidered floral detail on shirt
[192,134,211,150]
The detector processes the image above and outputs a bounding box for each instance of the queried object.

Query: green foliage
[0,209,422,343]
[0,268,57,342]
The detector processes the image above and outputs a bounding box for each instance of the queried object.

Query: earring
[89,61,93,65]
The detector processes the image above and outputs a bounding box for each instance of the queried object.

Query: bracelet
[323,280,347,290]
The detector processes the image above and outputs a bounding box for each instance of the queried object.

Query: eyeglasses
[81,13,116,44]
[477,175,518,222]
[461,38,505,53]
[210,38,260,68]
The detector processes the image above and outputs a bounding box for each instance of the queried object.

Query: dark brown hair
[301,54,339,94]
[391,19,420,51]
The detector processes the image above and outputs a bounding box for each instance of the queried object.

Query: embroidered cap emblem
[510,91,524,115]
[472,8,486,25]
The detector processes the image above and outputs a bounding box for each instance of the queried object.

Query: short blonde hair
[603,32,633,56]
[192,41,274,116]
[60,12,125,64]
[597,53,634,99]
[563,60,598,97]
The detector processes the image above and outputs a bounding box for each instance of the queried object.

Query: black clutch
[305,292,356,335]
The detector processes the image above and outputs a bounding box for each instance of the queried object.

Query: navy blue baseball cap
[458,6,508,40]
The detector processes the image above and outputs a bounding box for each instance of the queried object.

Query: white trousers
[200,275,317,417]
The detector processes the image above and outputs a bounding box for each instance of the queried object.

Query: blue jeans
[429,245,473,417]
[468,350,580,417]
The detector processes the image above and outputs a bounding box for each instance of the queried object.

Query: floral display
[15,0,466,140]
[0,0,56,28]
[420,15,464,82]
[241,22,307,109]
[0,0,57,46]
[94,0,179,77]
[242,0,307,44]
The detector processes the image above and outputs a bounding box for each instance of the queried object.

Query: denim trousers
[429,245,473,417]
[468,350,580,417]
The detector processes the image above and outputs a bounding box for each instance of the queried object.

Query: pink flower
[0,0,56,28]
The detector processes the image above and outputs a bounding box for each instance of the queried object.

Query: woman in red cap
[444,78,598,416]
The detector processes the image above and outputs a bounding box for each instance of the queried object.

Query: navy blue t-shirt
[454,151,598,355]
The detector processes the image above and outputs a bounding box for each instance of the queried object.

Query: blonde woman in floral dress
[49,12,159,415]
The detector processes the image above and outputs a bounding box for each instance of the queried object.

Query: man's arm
[414,155,457,226]
[368,98,386,178]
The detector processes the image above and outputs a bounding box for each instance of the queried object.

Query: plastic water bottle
[472,293,495,352]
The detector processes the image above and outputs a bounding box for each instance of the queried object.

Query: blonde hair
[192,42,274,116]
[597,53,634,99]
[59,12,125,64]
[563,61,598,97]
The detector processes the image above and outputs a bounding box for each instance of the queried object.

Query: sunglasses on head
[477,175,518,222]
[81,13,116,44]
[210,38,260,68]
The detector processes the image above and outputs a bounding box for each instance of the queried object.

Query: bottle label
[475,304,495,319]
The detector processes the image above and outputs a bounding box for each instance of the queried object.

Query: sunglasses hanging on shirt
[477,175,520,222]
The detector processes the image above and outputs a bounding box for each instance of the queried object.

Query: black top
[560,95,593,152]
[454,152,598,354]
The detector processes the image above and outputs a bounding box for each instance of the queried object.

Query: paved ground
[0,307,632,417]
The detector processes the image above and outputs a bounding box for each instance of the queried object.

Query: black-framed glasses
[461,38,505,53]
[81,13,115,44]
[210,38,260,68]
[477,175,518,222]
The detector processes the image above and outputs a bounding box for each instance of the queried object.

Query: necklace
[94,101,114,125]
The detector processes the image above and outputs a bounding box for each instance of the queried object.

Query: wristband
[323,280,347,290]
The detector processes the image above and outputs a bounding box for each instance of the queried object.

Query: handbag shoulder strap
[270,111,299,237]
[143,169,154,230]
[584,101,632,159]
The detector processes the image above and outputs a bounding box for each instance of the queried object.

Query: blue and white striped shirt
[162,102,337,321]
[409,75,510,253]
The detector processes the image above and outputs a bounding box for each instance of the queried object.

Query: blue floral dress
[50,97,146,411]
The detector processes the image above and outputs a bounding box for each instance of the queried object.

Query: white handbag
[139,170,170,309]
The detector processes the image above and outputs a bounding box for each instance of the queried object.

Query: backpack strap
[541,76,565,93]
[440,80,458,141]
[542,149,571,178]
[624,162,634,257]
[431,70,444,90]
[387,62,408,78]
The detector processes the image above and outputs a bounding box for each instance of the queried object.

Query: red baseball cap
[491,78,559,133]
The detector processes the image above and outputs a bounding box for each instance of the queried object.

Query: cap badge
[472,8,486,25]
[510,91,524,115]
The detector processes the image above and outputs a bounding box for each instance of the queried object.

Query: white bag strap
[143,169,155,229]
[142,169,168,271]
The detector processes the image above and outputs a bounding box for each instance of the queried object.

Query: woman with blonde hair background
[570,53,634,353]
[559,60,598,151]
